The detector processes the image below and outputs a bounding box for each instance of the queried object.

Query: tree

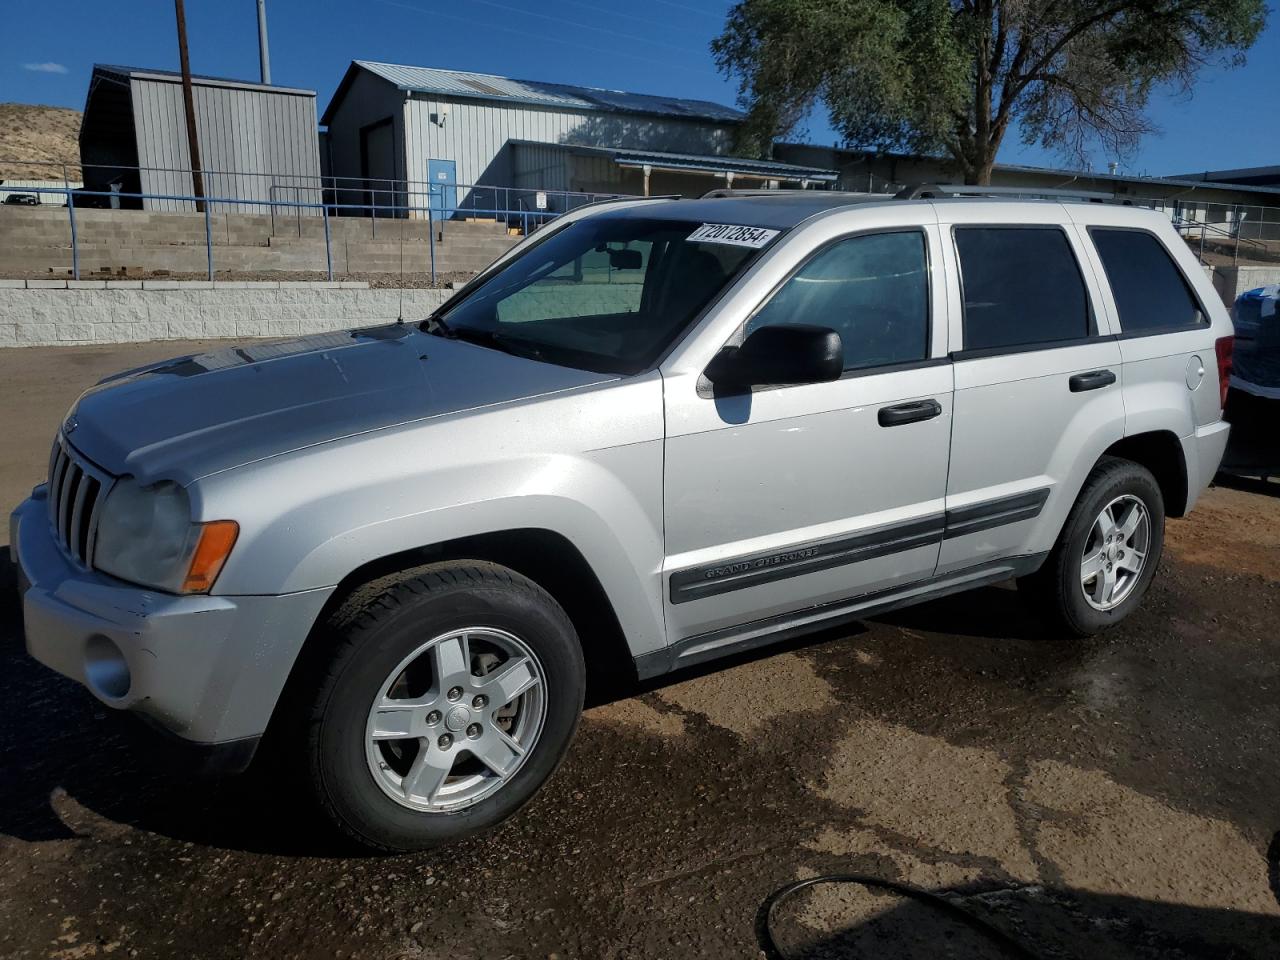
[712,0,1266,184]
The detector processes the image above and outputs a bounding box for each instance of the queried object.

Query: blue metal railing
[5,183,619,283]
[264,178,620,240]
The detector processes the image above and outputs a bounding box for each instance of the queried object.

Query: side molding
[640,552,1049,679]
[667,488,1050,604]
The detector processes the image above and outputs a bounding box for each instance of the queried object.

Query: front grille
[47,436,113,568]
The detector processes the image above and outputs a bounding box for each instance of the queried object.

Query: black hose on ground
[755,874,1041,960]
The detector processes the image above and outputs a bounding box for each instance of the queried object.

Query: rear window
[954,227,1090,351]
[1089,228,1204,332]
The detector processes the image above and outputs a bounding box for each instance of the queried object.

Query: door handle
[1069,369,1117,392]
[878,399,942,427]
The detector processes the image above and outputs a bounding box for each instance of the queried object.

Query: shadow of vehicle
[0,541,1189,860]
[760,879,1280,959]
[0,545,346,855]
[869,581,1050,642]
[1214,472,1280,499]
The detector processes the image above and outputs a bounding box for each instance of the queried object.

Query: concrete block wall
[0,206,517,278]
[0,281,451,347]
[1211,265,1280,307]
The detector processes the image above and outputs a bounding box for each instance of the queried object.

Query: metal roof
[990,158,1280,197]
[92,63,315,97]
[609,147,837,181]
[1167,165,1280,186]
[776,142,1280,200]
[511,141,839,182]
[347,60,744,123]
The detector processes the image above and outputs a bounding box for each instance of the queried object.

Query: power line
[648,0,728,19]
[559,0,718,34]
[373,0,719,77]
[453,0,708,56]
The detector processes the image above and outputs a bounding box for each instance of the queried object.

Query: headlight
[93,478,238,594]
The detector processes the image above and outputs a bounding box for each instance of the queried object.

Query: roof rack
[701,188,869,199]
[895,183,1130,204]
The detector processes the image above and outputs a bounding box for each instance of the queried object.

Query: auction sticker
[687,223,780,248]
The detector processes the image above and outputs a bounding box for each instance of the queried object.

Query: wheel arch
[1104,430,1189,517]
[267,529,637,746]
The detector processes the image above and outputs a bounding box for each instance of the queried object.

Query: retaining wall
[0,281,451,347]
[2,261,1264,349]
[0,206,518,278]
[1211,265,1280,307]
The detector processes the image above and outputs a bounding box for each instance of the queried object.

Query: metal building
[80,64,322,212]
[320,60,837,217]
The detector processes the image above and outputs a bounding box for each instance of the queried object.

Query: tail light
[1214,335,1233,409]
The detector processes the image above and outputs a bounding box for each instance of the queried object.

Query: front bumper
[11,488,334,758]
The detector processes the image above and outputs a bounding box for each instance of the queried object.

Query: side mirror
[706,324,843,391]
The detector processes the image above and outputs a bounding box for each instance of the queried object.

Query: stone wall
[0,280,451,347]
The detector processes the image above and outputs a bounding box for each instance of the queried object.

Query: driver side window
[746,231,930,372]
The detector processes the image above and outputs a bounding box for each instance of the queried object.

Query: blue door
[427,159,457,221]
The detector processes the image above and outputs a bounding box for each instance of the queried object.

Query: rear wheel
[303,562,585,853]
[1020,457,1165,637]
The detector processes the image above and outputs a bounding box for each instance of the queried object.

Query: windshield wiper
[450,327,546,362]
[421,315,455,338]
[421,315,546,362]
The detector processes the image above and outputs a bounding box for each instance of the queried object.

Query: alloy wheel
[364,627,546,813]
[1080,494,1151,611]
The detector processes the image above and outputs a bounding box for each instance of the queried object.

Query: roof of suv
[604,193,893,229]
[602,191,1165,231]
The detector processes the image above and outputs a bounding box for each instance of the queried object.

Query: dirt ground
[0,342,1277,960]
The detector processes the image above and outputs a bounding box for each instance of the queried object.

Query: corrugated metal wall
[511,143,570,191]
[402,97,734,208]
[0,180,84,204]
[131,78,322,214]
[323,70,408,216]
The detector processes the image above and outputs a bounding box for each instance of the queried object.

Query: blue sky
[2,0,1275,176]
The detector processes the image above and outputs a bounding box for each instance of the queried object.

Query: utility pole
[174,0,206,212]
[256,0,272,85]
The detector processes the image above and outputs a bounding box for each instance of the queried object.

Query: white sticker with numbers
[686,222,780,248]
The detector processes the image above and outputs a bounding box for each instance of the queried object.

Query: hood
[64,324,616,485]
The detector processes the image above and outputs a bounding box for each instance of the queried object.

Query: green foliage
[712,0,1266,182]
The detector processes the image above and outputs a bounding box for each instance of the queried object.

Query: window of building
[746,231,930,372]
[954,227,1090,351]
[1089,228,1204,332]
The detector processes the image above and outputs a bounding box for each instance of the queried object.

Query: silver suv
[12,191,1233,851]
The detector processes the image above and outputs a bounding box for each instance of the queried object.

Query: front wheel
[304,562,585,853]
[1019,457,1166,637]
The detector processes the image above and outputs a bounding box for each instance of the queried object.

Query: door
[359,119,397,217]
[937,216,1125,575]
[662,227,954,643]
[428,159,457,222]
[1084,219,1222,433]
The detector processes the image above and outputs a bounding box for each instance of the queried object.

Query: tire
[1019,456,1166,638]
[303,561,585,853]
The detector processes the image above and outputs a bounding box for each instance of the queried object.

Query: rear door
[661,207,954,645]
[1075,212,1221,434]
[937,205,1125,574]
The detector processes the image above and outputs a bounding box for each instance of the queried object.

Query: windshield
[434,215,773,374]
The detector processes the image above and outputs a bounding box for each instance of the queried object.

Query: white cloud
[23,62,68,74]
